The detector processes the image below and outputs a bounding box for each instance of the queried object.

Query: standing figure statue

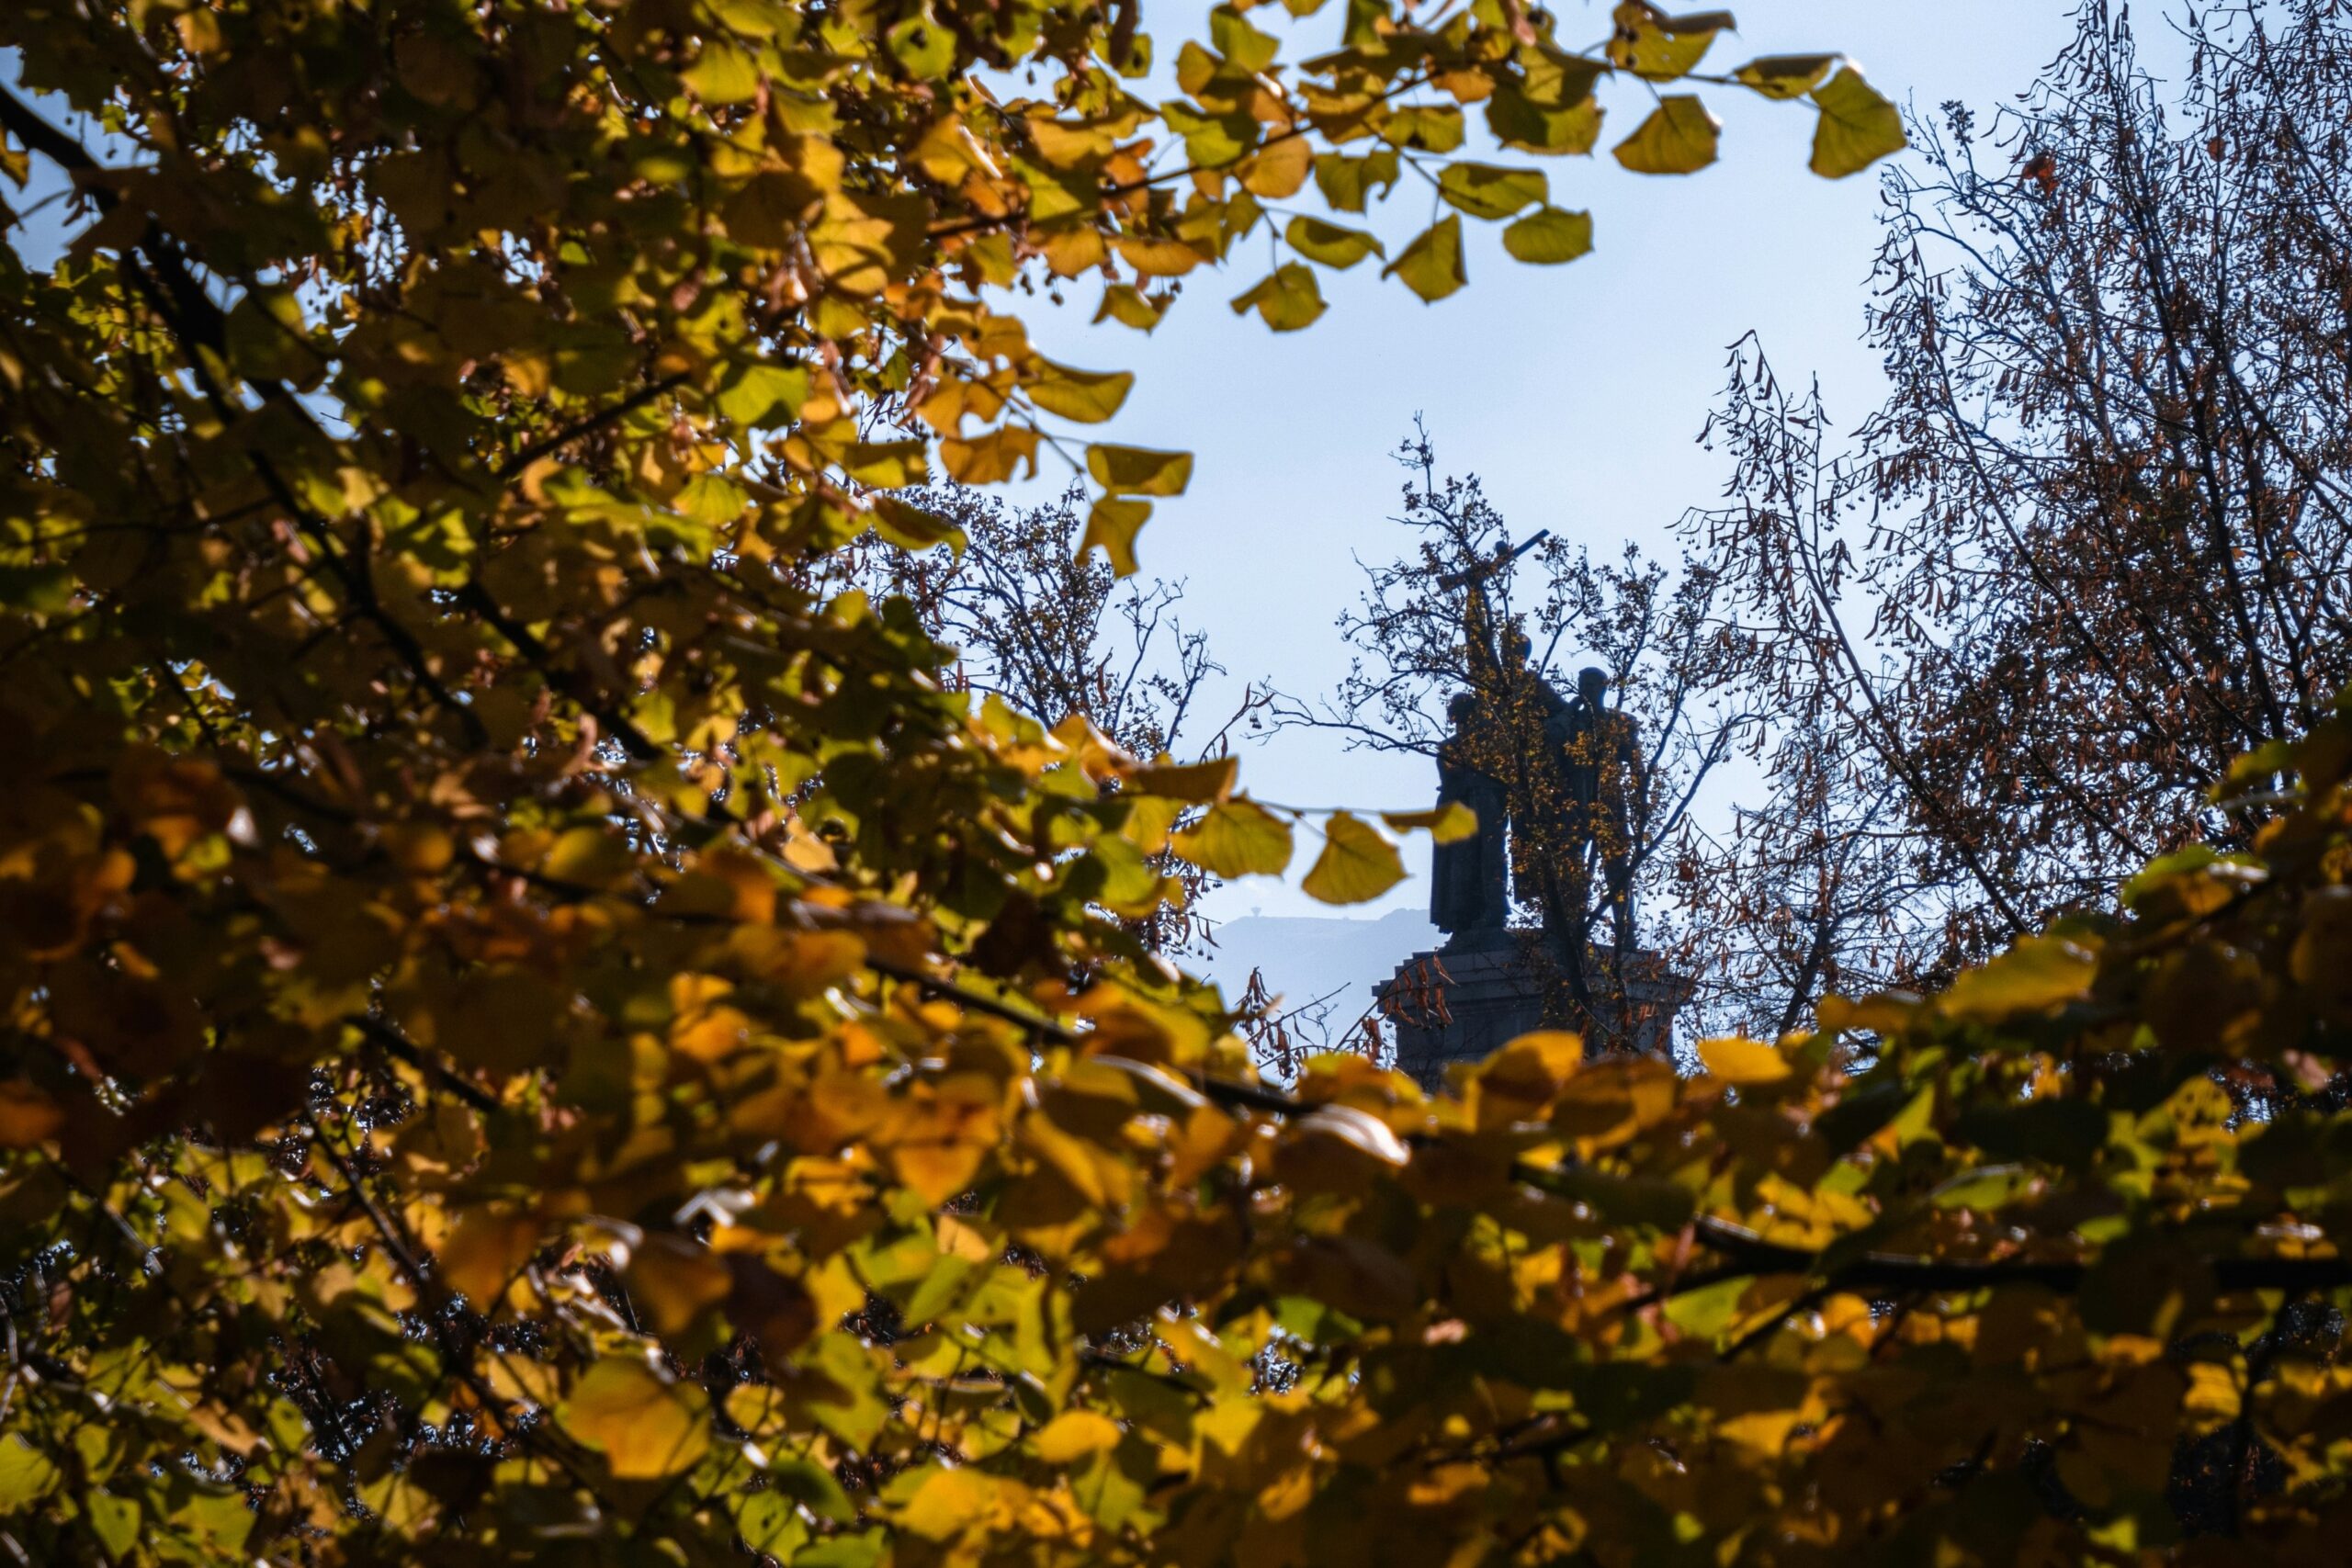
[1430,693,1509,945]
[1544,666,1645,953]
[1425,534,1645,960]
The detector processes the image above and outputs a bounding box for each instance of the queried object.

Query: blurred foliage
[0,0,2154,1562]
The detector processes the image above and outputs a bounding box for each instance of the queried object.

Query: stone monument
[1375,581,1690,1089]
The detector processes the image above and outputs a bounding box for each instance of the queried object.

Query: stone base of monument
[1374,931,1691,1091]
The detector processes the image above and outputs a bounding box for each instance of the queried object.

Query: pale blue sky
[1016,0,2089,923]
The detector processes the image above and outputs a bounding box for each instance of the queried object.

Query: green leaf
[1284,215,1383,269]
[0,564,76,613]
[1607,3,1735,81]
[1436,162,1548,220]
[1087,444,1193,497]
[1094,284,1165,332]
[716,361,812,429]
[1379,105,1465,153]
[1089,832,1174,918]
[683,39,762,104]
[1928,1164,2035,1212]
[1301,812,1405,904]
[1383,215,1465,303]
[737,1492,810,1555]
[888,12,956,79]
[1810,66,1906,178]
[872,495,965,554]
[1502,206,1594,265]
[1661,1275,1752,1340]
[770,1450,859,1523]
[1955,1097,2110,1172]
[1230,264,1326,331]
[679,472,750,525]
[1209,5,1282,72]
[0,1434,59,1511]
[1162,100,1257,167]
[1080,497,1152,575]
[1734,53,1839,100]
[1613,96,1721,175]
[1486,87,1605,156]
[1313,148,1400,212]
[88,1491,141,1560]
[1939,936,2095,1023]
[1172,798,1295,877]
[1031,360,1136,423]
[842,438,928,488]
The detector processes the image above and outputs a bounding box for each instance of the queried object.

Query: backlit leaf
[1613,96,1721,175]
[1735,52,1839,99]
[1696,1035,1793,1086]
[1301,812,1406,904]
[1381,800,1479,843]
[1502,206,1594,264]
[1033,1409,1123,1462]
[1487,85,1605,155]
[1810,65,1906,178]
[560,1358,711,1480]
[887,12,956,78]
[1437,162,1548,220]
[1313,148,1401,212]
[1384,215,1466,303]
[1080,497,1152,575]
[1939,936,2096,1022]
[1171,798,1295,877]
[1285,215,1383,269]
[1129,756,1238,803]
[1094,284,1166,332]
[1087,444,1194,497]
[1230,264,1326,331]
[1607,3,1735,81]
[683,39,762,104]
[1030,360,1136,423]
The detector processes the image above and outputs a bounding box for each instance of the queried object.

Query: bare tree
[1688,0,2352,1007]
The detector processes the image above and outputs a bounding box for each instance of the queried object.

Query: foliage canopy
[61,0,2352,1564]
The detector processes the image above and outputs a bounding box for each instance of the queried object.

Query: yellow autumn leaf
[1613,96,1721,175]
[1381,800,1479,843]
[1172,798,1295,878]
[560,1358,711,1480]
[1607,3,1735,81]
[1300,812,1405,904]
[1080,497,1151,575]
[1032,1409,1123,1463]
[1127,756,1238,803]
[1029,360,1135,424]
[1697,1036,1793,1086]
[1811,64,1906,178]
[1086,443,1193,497]
[437,1205,543,1307]
[1938,936,2096,1023]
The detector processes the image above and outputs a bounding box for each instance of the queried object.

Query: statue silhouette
[1430,693,1508,943]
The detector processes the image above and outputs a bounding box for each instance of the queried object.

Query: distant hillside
[1193,908,1439,1042]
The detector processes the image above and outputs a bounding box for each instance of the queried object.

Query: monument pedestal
[1374,931,1690,1091]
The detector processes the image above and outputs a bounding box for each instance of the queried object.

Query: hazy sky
[1007,0,2093,923]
